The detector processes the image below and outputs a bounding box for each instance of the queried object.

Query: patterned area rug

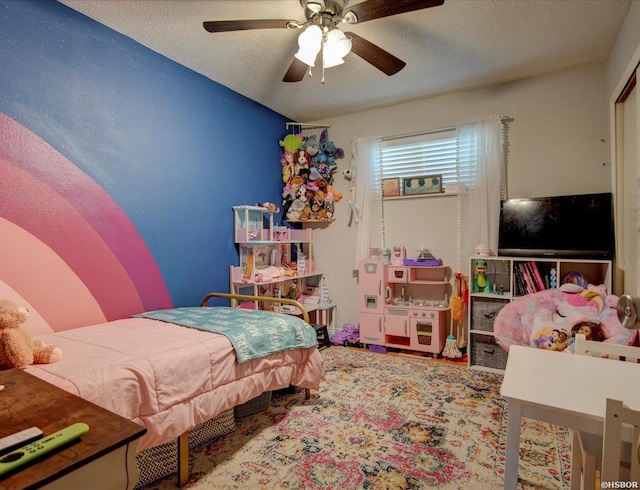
[143,347,571,489]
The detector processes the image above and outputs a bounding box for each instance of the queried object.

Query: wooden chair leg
[572,429,600,490]
[571,430,582,490]
[583,451,598,490]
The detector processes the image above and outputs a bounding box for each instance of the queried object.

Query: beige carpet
[143,347,571,489]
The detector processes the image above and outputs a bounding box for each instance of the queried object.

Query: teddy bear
[0,299,62,369]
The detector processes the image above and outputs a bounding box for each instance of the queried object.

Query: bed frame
[164,292,313,487]
[9,288,320,489]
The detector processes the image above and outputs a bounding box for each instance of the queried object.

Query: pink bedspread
[23,317,324,451]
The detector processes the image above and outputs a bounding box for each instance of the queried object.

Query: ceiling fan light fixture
[324,28,352,59]
[323,55,345,69]
[306,1,325,14]
[294,24,322,66]
[342,11,357,24]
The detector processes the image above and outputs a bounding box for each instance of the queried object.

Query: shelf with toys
[229,204,334,323]
[467,255,612,373]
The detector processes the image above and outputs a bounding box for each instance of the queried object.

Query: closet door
[616,67,638,295]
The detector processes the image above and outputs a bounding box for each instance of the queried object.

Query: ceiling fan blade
[345,32,406,76]
[283,58,309,82]
[345,0,444,24]
[203,19,295,33]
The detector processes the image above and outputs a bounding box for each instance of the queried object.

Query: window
[380,128,459,190]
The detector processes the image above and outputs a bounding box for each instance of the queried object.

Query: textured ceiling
[59,0,631,122]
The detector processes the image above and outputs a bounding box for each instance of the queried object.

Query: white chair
[574,333,640,362]
[571,334,640,489]
[601,398,640,483]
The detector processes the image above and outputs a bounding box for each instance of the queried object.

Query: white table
[500,345,640,489]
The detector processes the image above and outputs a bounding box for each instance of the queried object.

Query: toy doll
[571,321,606,342]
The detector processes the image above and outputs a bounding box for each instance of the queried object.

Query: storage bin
[470,333,508,370]
[234,391,272,418]
[136,408,235,487]
[471,297,509,332]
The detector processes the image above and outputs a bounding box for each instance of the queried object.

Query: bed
[17,292,324,487]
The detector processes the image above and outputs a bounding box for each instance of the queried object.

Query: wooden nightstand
[0,369,146,490]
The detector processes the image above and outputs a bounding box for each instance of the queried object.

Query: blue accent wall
[0,0,288,307]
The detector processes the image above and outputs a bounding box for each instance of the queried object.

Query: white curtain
[351,136,382,270]
[457,116,506,273]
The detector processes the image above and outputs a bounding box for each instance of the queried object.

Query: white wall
[605,0,640,101]
[312,63,610,329]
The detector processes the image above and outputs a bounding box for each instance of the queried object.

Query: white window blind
[380,128,459,186]
[379,125,485,194]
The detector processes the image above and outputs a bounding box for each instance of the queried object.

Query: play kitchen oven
[384,306,445,354]
[358,257,450,356]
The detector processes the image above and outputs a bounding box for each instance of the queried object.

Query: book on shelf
[513,265,528,295]
[528,261,546,291]
[514,261,547,295]
[520,263,536,294]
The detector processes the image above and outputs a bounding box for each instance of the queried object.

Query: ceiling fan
[203,0,444,83]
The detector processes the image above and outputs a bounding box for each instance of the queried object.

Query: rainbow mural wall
[0,0,287,330]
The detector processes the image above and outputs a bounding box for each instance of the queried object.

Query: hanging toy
[343,163,361,225]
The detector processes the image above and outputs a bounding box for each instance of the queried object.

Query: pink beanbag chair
[493,286,637,353]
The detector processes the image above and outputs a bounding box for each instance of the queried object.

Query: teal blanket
[133,307,317,363]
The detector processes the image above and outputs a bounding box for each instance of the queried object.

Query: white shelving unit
[467,255,612,373]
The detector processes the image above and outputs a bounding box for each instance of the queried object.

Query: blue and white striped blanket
[133,307,317,363]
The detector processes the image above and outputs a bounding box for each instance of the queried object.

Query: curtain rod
[285,122,331,130]
[381,126,455,142]
[381,116,511,142]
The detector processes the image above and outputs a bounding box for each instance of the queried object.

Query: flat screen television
[498,192,614,259]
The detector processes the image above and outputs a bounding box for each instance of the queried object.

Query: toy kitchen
[358,248,451,357]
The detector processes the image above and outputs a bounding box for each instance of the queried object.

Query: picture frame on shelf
[403,174,442,196]
[381,178,400,197]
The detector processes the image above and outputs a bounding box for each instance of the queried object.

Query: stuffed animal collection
[280,129,344,221]
[0,299,62,369]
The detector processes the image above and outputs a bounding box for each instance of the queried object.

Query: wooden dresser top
[0,369,146,489]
